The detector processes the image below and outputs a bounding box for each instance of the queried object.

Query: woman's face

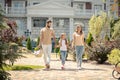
[77,26,82,32]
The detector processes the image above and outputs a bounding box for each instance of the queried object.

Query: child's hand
[55,45,59,48]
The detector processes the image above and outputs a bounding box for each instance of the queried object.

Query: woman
[72,24,85,70]
[59,33,68,70]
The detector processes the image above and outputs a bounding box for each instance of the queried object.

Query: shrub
[34,47,40,51]
[108,49,120,65]
[104,34,110,41]
[26,37,32,50]
[86,33,93,46]
[86,41,112,64]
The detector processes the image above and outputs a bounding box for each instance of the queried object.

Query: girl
[72,25,85,70]
[59,33,68,70]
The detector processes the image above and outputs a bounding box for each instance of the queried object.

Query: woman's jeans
[60,51,67,65]
[75,46,84,67]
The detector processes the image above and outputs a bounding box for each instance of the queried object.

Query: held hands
[37,44,42,49]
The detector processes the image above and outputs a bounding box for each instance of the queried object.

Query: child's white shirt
[59,40,67,51]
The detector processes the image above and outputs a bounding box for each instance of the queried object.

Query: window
[53,18,69,27]
[104,3,106,10]
[94,5,102,11]
[86,2,92,9]
[59,19,64,26]
[12,1,25,7]
[71,0,73,7]
[77,3,84,10]
[33,18,47,27]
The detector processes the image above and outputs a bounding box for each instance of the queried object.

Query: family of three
[38,19,85,70]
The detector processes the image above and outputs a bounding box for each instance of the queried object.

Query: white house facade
[0,0,117,40]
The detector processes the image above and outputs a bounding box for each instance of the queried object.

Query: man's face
[47,22,52,28]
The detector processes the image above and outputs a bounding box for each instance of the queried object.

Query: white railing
[74,9,94,17]
[5,7,26,15]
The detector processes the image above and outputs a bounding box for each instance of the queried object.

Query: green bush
[108,49,120,65]
[26,37,32,50]
[86,33,93,46]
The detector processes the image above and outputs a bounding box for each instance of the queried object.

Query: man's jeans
[60,51,67,65]
[75,46,84,67]
[42,44,52,65]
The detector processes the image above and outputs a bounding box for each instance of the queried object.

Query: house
[0,0,118,40]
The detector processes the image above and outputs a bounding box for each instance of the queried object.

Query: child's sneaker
[61,65,65,70]
[77,67,82,70]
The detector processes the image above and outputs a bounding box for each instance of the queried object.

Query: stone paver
[9,54,116,80]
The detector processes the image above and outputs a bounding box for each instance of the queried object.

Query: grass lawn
[3,65,44,71]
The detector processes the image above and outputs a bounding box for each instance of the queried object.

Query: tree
[26,37,32,50]
[112,20,120,39]
[89,12,111,41]
[0,5,22,80]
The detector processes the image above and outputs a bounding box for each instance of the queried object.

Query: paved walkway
[9,54,116,80]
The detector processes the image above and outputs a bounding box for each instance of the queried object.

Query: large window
[94,5,102,14]
[12,1,25,7]
[33,18,47,27]
[16,19,26,36]
[53,18,69,28]
[94,5,102,11]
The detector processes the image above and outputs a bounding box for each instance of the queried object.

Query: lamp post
[24,29,31,38]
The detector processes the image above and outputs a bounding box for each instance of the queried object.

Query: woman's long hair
[76,24,83,35]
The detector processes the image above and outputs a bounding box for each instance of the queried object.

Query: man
[39,19,56,69]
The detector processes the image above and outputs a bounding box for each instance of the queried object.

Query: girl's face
[61,34,66,39]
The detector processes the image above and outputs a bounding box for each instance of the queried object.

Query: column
[27,16,32,32]
[69,18,74,41]
[27,16,32,38]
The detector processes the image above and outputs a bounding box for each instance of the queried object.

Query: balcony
[4,7,27,17]
[74,9,94,18]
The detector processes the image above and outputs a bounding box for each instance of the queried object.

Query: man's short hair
[46,19,52,23]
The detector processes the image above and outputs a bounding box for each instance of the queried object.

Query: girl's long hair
[76,24,83,35]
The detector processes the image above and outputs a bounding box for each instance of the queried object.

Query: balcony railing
[74,9,94,18]
[5,7,26,15]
